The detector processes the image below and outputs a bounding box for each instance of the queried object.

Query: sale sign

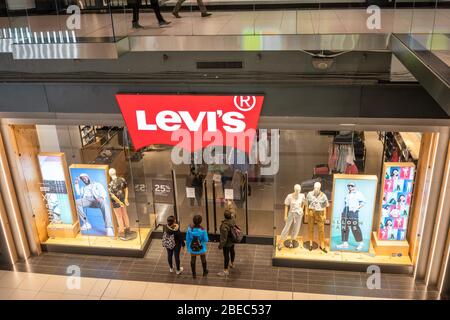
[116,94,264,153]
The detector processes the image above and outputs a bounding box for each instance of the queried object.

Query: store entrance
[174,163,250,237]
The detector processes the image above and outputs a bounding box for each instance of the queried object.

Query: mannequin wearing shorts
[306,182,329,253]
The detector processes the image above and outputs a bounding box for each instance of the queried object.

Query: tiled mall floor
[1,240,440,300]
[0,269,391,300]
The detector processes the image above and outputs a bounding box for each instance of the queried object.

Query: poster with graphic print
[38,153,76,225]
[330,174,378,253]
[378,163,415,241]
[69,164,115,237]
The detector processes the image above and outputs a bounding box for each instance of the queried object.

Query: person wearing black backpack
[186,215,209,278]
[218,210,237,277]
[162,216,185,275]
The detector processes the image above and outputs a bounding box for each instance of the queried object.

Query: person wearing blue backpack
[186,215,209,278]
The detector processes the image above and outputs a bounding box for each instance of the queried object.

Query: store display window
[273,130,425,269]
[7,124,159,252]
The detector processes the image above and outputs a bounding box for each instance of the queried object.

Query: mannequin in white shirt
[277,184,306,250]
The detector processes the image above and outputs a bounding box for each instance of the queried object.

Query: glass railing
[0,0,117,44]
[0,1,448,40]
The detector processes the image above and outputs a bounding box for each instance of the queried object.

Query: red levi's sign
[116,94,265,153]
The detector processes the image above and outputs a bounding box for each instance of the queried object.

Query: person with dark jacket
[163,216,185,275]
[217,210,236,277]
[186,215,209,278]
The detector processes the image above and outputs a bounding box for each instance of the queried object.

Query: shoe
[192,273,197,279]
[80,222,92,231]
[169,267,174,273]
[288,241,294,249]
[319,246,328,254]
[356,243,364,251]
[277,243,283,251]
[218,270,229,277]
[176,267,184,275]
[172,12,181,18]
[336,242,349,249]
[229,263,234,269]
[132,22,144,29]
[118,232,127,240]
[159,20,171,28]
[201,12,212,18]
[125,228,138,239]
[203,270,209,277]
[106,227,114,237]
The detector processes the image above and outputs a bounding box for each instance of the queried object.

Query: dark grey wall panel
[0,84,49,113]
[45,84,122,114]
[0,51,391,75]
[2,82,448,119]
[360,84,448,118]
[259,86,361,117]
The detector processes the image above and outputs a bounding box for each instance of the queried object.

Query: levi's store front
[0,94,447,278]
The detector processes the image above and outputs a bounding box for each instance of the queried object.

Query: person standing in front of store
[186,215,209,278]
[217,210,236,277]
[337,182,365,251]
[172,0,211,18]
[162,215,185,275]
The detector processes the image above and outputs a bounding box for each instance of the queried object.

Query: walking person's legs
[196,0,211,17]
[172,0,186,18]
[130,0,143,28]
[150,0,170,26]
[173,0,211,18]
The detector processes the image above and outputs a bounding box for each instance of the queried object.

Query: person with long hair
[162,215,185,274]
[185,215,209,278]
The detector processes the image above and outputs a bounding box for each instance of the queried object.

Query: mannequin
[306,182,329,253]
[277,184,306,250]
[108,168,137,241]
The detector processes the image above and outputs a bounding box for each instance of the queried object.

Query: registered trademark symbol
[234,96,256,112]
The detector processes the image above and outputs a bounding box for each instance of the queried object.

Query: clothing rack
[380,132,418,164]
[329,131,366,173]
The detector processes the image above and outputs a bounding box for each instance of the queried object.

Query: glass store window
[7,123,160,252]
[272,130,425,269]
